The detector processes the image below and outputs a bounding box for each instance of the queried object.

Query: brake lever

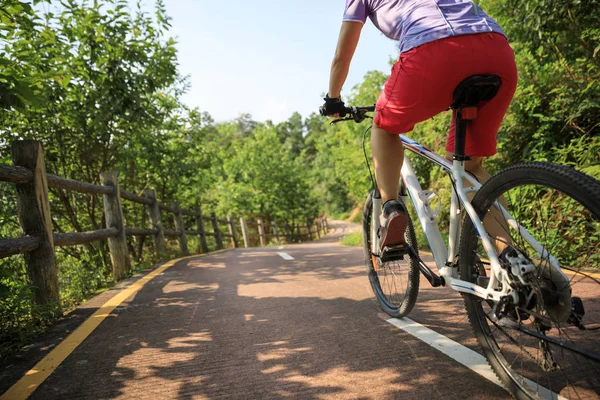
[330,117,354,125]
[352,115,372,124]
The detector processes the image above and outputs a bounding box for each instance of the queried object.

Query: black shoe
[379,200,408,251]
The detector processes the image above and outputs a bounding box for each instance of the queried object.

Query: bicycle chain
[485,307,560,372]
[485,311,540,364]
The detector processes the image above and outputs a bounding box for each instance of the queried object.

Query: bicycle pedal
[380,243,409,262]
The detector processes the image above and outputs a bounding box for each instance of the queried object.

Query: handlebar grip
[319,106,349,117]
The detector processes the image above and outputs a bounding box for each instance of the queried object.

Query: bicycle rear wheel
[363,191,420,318]
[459,162,600,399]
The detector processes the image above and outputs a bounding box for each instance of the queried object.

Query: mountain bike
[321,75,600,399]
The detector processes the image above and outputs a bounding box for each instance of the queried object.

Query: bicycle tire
[459,162,600,399]
[363,190,420,318]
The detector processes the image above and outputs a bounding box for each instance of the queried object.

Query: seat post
[450,74,501,162]
[453,110,471,162]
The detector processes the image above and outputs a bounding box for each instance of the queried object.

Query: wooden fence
[239,217,329,247]
[0,140,329,307]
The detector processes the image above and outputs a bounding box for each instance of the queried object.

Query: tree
[0,0,187,356]
[481,0,600,175]
[1,0,181,234]
[275,112,304,158]
[213,123,317,223]
[0,0,50,110]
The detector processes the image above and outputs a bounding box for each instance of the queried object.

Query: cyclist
[321,0,517,250]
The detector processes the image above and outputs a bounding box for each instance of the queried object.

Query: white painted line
[277,246,284,250]
[384,317,565,400]
[277,252,294,260]
[385,317,504,387]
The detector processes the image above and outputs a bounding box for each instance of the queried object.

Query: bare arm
[328,21,363,98]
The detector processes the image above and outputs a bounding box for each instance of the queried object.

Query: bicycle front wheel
[363,191,420,318]
[459,162,600,399]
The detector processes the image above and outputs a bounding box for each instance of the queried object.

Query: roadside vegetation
[341,232,362,247]
[0,0,319,358]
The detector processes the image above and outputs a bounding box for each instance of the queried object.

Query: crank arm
[408,246,445,287]
[378,244,444,288]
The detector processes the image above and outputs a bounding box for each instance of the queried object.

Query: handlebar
[319,105,376,124]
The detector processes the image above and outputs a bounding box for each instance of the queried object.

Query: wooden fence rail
[47,174,113,195]
[0,236,39,259]
[0,140,329,307]
[120,190,152,205]
[54,228,118,247]
[237,216,328,249]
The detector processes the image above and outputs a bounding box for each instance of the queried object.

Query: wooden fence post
[173,202,189,256]
[324,217,329,232]
[284,223,292,243]
[306,220,313,241]
[227,216,238,248]
[144,189,166,258]
[257,218,266,247]
[272,221,280,245]
[211,212,223,250]
[100,171,131,281]
[314,220,320,239]
[12,140,59,307]
[240,217,250,248]
[195,206,208,253]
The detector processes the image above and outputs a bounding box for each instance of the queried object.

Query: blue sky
[134,0,399,123]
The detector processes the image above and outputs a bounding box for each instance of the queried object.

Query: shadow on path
[29,238,509,399]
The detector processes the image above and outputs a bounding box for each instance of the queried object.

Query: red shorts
[374,33,518,157]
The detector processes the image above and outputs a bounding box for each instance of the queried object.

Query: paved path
[1,221,511,399]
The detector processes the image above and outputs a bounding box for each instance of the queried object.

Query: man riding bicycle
[321,0,517,251]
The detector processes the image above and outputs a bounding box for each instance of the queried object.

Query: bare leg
[446,153,511,252]
[372,121,404,203]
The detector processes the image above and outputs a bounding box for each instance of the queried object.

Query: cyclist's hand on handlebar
[320,94,347,118]
[319,102,375,124]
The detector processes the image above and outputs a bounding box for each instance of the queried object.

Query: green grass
[329,210,351,221]
[341,232,362,247]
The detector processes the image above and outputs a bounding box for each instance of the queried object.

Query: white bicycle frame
[371,135,566,303]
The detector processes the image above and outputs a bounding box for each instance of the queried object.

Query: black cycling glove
[321,95,347,117]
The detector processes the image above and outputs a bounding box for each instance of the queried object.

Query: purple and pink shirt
[343,0,506,53]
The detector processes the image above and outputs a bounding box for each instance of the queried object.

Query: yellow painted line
[1,251,226,400]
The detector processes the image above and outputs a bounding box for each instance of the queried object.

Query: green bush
[341,232,363,247]
[329,211,351,221]
[0,256,58,358]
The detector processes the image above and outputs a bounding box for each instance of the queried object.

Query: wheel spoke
[459,163,600,399]
[364,195,419,319]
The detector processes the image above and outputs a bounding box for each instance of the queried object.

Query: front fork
[371,188,382,254]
